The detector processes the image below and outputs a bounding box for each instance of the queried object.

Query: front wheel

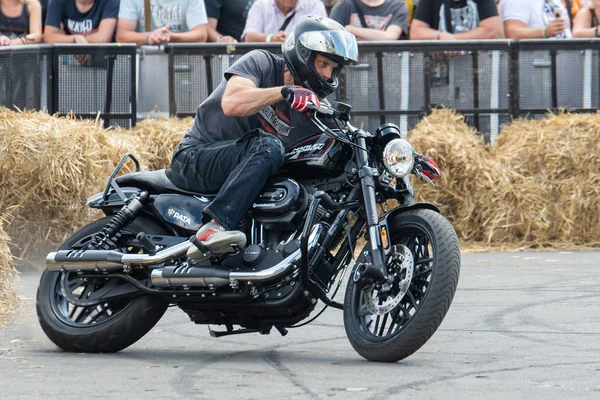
[343,209,460,362]
[36,216,170,353]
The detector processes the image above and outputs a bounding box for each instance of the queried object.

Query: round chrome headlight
[382,139,414,178]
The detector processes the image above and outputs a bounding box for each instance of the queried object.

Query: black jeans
[170,130,285,230]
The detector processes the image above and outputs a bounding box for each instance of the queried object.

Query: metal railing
[2,40,599,141]
[0,44,137,128]
[165,40,600,143]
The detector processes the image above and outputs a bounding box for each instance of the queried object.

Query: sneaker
[186,220,247,262]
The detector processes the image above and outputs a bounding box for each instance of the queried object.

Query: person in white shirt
[242,0,327,42]
[116,0,209,45]
[502,0,572,38]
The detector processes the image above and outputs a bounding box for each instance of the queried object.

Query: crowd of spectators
[0,0,597,47]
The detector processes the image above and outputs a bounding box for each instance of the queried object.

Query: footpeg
[136,232,157,254]
[189,235,211,256]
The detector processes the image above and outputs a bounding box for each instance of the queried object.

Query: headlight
[382,139,414,178]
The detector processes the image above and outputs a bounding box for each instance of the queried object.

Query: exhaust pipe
[151,224,323,287]
[46,225,323,285]
[46,240,193,272]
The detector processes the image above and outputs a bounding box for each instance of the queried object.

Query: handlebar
[306,101,337,117]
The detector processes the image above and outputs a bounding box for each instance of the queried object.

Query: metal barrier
[0,44,137,128]
[52,44,137,128]
[1,40,599,141]
[165,39,600,144]
[0,45,52,114]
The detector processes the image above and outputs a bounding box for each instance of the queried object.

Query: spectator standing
[0,0,42,45]
[44,0,119,43]
[242,0,327,42]
[502,0,572,38]
[572,0,600,36]
[410,0,503,39]
[116,0,208,46]
[205,0,255,43]
[330,0,409,40]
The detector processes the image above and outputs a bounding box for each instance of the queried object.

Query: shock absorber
[87,192,149,250]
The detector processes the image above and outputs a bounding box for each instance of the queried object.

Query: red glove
[421,156,441,180]
[281,85,320,112]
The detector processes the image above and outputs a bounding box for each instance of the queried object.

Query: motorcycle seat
[115,169,216,198]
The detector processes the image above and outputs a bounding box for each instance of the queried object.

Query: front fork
[352,130,390,287]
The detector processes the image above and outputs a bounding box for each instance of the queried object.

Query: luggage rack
[100,153,141,203]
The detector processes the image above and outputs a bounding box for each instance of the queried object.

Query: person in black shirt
[171,16,359,262]
[410,0,503,39]
[205,0,255,43]
[44,0,118,43]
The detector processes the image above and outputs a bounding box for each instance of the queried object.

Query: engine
[249,178,308,231]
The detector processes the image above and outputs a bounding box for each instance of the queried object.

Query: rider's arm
[221,75,283,117]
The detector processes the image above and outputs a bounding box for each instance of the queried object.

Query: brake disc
[364,245,414,316]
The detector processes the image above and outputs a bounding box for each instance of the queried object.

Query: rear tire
[36,216,170,353]
[343,209,460,362]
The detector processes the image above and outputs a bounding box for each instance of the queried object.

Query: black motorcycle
[36,101,460,362]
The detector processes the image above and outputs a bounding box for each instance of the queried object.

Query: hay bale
[408,109,600,248]
[0,217,18,326]
[0,109,146,259]
[492,112,600,245]
[408,109,495,242]
[131,117,192,170]
[2,107,599,260]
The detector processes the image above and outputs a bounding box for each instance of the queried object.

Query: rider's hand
[281,85,320,113]
[0,35,11,46]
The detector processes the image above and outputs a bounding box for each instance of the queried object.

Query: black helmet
[282,15,359,98]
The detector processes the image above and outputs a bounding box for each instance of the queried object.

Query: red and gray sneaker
[186,220,246,262]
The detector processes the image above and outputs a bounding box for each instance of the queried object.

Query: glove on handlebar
[281,85,320,113]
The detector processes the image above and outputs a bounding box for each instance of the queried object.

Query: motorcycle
[36,100,460,362]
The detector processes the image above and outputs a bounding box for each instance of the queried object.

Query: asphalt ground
[1,251,599,400]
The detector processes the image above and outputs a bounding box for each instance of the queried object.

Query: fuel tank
[280,133,348,179]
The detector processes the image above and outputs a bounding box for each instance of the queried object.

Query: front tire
[36,216,170,353]
[343,209,460,362]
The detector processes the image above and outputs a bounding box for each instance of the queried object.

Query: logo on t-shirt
[258,104,292,137]
[67,19,94,34]
[350,14,393,30]
[439,0,479,33]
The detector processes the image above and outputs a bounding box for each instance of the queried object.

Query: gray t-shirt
[180,49,326,149]
[118,0,208,32]
[330,0,408,32]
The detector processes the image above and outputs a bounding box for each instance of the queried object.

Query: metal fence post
[376,51,386,125]
[508,40,520,120]
[167,46,176,116]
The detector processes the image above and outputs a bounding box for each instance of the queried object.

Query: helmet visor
[298,31,359,65]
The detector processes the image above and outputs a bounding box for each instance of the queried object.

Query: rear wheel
[343,209,460,362]
[36,216,169,353]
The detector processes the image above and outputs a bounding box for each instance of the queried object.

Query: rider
[170,15,359,261]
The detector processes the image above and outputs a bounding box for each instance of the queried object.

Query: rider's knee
[258,133,285,169]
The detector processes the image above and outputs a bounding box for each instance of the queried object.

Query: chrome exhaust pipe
[47,225,322,281]
[151,225,323,287]
[46,240,193,272]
